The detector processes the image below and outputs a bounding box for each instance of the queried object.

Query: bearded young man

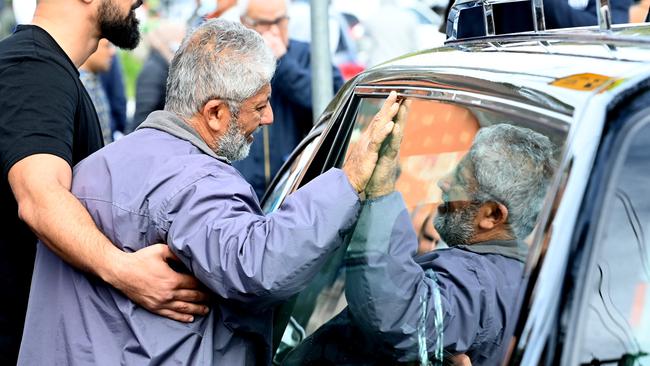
[0,1,209,363]
[284,123,557,366]
[18,19,403,365]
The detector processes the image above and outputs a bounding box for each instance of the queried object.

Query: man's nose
[261,103,273,126]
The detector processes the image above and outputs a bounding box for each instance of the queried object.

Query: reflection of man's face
[98,0,142,50]
[434,156,480,246]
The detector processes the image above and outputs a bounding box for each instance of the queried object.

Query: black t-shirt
[0,25,103,363]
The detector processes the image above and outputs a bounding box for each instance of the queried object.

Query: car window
[278,95,569,365]
[577,122,650,365]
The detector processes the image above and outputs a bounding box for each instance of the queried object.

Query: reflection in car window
[279,96,568,365]
[578,124,650,365]
[262,134,322,214]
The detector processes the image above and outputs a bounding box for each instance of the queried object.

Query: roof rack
[445,0,613,42]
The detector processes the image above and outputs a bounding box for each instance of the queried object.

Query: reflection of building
[392,101,479,254]
[396,100,479,211]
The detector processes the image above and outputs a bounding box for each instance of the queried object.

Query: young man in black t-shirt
[0,0,208,363]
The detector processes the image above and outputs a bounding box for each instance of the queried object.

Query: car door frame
[555,88,650,366]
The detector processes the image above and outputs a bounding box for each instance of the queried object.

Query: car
[335,0,447,66]
[260,1,650,364]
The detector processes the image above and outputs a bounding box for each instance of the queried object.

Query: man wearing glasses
[236,0,344,199]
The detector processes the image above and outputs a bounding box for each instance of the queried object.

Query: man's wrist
[95,245,127,289]
[341,166,364,193]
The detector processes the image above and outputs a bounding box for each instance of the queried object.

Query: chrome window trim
[445,26,650,48]
[353,85,573,126]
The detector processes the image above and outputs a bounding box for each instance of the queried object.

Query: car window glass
[577,123,650,365]
[262,134,322,214]
[279,95,568,365]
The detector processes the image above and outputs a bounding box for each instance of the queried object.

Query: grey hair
[238,0,292,17]
[164,19,276,119]
[469,124,557,239]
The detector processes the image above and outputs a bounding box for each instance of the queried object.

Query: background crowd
[1,0,649,196]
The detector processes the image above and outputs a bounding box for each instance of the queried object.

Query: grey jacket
[18,110,361,366]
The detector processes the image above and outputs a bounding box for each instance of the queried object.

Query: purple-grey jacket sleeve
[344,192,482,361]
[162,168,360,309]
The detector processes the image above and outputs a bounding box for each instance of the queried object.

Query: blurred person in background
[543,0,633,28]
[0,0,209,363]
[80,39,117,145]
[0,0,15,40]
[236,0,344,199]
[629,0,650,22]
[365,0,420,67]
[99,53,128,141]
[130,19,186,131]
[188,0,239,26]
[11,0,35,25]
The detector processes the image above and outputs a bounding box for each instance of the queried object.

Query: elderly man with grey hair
[283,123,557,366]
[18,19,403,365]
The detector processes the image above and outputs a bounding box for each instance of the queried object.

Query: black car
[261,2,650,364]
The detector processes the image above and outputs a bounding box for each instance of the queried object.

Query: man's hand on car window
[111,244,210,322]
[365,99,410,199]
[342,91,400,193]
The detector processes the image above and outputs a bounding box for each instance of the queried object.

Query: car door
[550,89,650,366]
[265,78,572,364]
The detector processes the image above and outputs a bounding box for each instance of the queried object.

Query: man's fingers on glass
[375,91,398,120]
[396,101,410,126]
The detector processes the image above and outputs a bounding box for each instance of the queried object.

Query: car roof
[379,24,650,78]
[348,24,650,120]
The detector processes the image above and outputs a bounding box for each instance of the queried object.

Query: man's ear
[201,99,229,134]
[477,201,509,231]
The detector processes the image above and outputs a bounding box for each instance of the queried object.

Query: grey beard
[215,118,250,162]
[434,203,478,246]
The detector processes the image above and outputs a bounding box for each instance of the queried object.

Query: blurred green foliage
[118,50,143,100]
